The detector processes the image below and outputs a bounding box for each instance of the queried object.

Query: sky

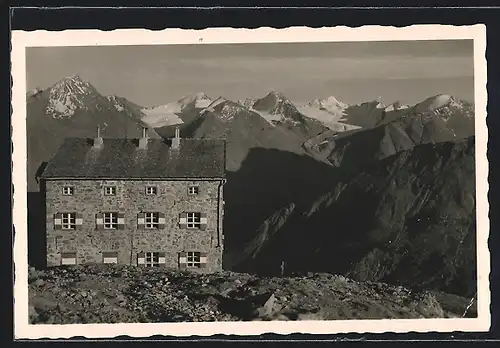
[26,40,474,107]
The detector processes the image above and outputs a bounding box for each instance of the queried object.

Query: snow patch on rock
[141,93,212,128]
[414,94,454,113]
[384,101,410,112]
[141,103,185,128]
[297,96,355,131]
[106,95,125,112]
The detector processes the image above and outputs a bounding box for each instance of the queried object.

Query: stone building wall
[44,178,225,272]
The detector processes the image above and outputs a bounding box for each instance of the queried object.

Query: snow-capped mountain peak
[212,100,248,122]
[45,74,98,119]
[140,93,213,128]
[52,74,93,94]
[198,97,249,122]
[178,92,212,109]
[237,98,256,109]
[296,95,350,129]
[322,96,349,110]
[307,96,349,113]
[253,91,297,115]
[249,91,303,125]
[410,94,473,124]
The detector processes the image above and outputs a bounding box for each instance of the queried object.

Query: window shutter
[102,251,118,264]
[137,252,145,266]
[200,212,208,230]
[199,251,208,268]
[178,251,187,269]
[158,212,166,229]
[61,252,77,265]
[137,212,145,229]
[53,213,62,230]
[117,212,125,230]
[179,213,187,229]
[96,213,104,230]
[75,212,83,230]
[158,252,166,265]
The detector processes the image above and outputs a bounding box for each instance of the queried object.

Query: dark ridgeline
[226,137,476,298]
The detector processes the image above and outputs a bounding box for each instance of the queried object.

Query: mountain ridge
[303,94,475,169]
[227,137,476,298]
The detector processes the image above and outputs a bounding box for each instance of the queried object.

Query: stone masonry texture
[44,179,225,273]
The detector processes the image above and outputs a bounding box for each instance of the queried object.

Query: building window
[188,185,199,195]
[179,251,207,269]
[145,212,160,229]
[138,212,165,229]
[187,212,201,229]
[61,252,77,265]
[102,251,118,264]
[61,213,76,230]
[62,186,74,195]
[54,212,83,230]
[187,251,201,268]
[145,186,157,195]
[137,252,166,267]
[179,212,207,230]
[96,212,124,230]
[104,186,117,196]
[103,212,118,229]
[145,252,160,267]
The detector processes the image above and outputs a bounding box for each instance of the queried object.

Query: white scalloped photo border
[11,24,490,339]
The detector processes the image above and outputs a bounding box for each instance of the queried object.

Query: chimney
[138,127,149,149]
[171,127,181,150]
[93,125,104,149]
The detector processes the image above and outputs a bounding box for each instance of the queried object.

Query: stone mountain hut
[39,126,227,272]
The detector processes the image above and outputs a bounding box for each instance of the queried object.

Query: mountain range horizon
[27,73,475,110]
[27,73,474,125]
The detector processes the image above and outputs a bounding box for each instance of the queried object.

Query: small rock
[257,293,278,318]
[33,279,45,287]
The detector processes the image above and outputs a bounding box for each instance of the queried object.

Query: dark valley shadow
[221,140,477,298]
[222,147,340,270]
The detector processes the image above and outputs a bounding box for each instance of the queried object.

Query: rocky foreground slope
[28,265,476,324]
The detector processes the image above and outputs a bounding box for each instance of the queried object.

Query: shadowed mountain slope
[227,137,476,298]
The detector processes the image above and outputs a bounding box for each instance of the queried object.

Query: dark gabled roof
[41,137,226,179]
